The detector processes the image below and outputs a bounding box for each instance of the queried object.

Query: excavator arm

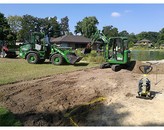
[90,30,110,47]
[83,30,110,54]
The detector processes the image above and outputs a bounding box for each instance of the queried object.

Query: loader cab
[34,36,42,51]
[19,31,51,59]
[31,32,44,51]
[32,32,51,57]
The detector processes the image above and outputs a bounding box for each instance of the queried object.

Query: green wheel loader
[19,27,82,65]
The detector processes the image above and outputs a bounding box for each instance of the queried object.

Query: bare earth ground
[0,61,164,126]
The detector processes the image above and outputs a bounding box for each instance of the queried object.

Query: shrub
[75,49,105,63]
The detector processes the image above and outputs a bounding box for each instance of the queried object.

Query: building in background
[50,35,101,50]
[134,39,153,47]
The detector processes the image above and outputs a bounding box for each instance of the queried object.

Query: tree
[136,31,158,42]
[7,15,22,34]
[0,12,16,44]
[74,21,83,35]
[136,31,147,40]
[118,30,138,48]
[147,32,159,45]
[19,14,38,41]
[157,28,164,47]
[159,28,164,34]
[60,16,69,35]
[19,15,61,41]
[67,32,73,35]
[102,25,118,38]
[0,12,10,40]
[136,31,159,47]
[74,16,99,38]
[128,33,137,47]
[7,15,22,42]
[119,30,129,37]
[47,16,61,38]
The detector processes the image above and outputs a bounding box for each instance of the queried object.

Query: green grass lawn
[0,58,98,85]
[0,107,21,126]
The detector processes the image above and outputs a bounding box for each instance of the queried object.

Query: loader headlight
[19,53,22,56]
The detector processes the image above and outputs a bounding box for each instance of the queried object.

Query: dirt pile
[0,63,164,126]
[131,60,164,74]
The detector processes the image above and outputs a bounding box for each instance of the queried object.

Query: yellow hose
[64,96,106,126]
[69,117,78,126]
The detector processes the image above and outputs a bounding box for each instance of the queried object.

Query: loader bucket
[66,54,83,64]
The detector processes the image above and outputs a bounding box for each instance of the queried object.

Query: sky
[0,4,164,34]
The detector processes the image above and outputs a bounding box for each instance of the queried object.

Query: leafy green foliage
[0,12,16,43]
[1,11,164,48]
[127,33,137,47]
[0,107,21,126]
[157,28,164,47]
[74,16,99,38]
[119,30,129,37]
[60,16,69,35]
[136,31,159,44]
[76,49,105,63]
[18,15,36,41]
[102,25,118,38]
[47,16,61,37]
[7,15,22,34]
[17,15,61,41]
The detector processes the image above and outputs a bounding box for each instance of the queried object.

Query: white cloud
[111,12,121,17]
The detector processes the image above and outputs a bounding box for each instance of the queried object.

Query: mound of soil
[0,61,164,126]
[132,61,164,74]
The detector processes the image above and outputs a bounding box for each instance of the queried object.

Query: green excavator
[19,26,82,65]
[83,30,131,71]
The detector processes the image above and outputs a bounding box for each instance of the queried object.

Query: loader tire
[51,54,64,65]
[26,53,39,64]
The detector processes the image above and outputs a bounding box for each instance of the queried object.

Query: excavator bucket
[66,54,83,64]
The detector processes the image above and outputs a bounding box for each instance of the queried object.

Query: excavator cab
[108,37,129,62]
[82,30,131,71]
[100,37,131,71]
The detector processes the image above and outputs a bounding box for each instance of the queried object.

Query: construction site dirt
[0,61,164,126]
